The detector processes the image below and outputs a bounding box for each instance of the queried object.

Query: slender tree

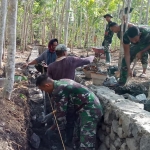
[0,0,8,68]
[3,0,18,100]
[64,0,71,45]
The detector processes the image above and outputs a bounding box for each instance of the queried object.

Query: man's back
[52,79,103,114]
[47,56,93,80]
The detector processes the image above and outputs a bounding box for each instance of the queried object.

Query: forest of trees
[0,0,150,99]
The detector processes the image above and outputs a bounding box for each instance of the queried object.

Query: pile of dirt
[0,82,31,150]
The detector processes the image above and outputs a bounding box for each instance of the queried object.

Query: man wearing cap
[110,22,150,79]
[47,44,94,80]
[47,44,95,149]
[36,74,103,150]
[102,14,114,64]
[119,26,150,85]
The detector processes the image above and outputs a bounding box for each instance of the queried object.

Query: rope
[47,94,66,150]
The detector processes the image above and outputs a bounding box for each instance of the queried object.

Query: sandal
[139,73,147,78]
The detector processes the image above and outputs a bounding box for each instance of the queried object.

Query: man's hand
[22,63,28,69]
[127,68,133,77]
[136,52,142,59]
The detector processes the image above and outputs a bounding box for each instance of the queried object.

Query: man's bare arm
[128,23,134,28]
[123,44,130,70]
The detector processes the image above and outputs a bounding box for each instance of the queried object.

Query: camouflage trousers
[104,40,111,63]
[120,44,150,84]
[73,107,102,149]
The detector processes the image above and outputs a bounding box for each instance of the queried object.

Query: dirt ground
[0,46,150,150]
[0,49,31,150]
[72,48,150,84]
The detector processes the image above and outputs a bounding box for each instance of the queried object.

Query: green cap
[55,44,67,51]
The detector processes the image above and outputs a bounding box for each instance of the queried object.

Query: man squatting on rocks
[116,26,150,85]
[47,44,95,148]
[102,14,114,64]
[36,74,103,150]
[110,22,150,81]
[23,38,58,72]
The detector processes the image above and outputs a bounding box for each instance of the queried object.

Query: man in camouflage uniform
[110,22,149,80]
[102,14,114,64]
[119,26,150,85]
[36,74,103,150]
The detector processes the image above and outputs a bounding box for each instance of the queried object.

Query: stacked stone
[89,85,150,150]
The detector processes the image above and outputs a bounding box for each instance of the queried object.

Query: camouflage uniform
[51,79,103,149]
[116,24,149,76]
[120,26,150,84]
[103,21,114,63]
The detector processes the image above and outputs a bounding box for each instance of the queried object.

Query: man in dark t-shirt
[120,26,150,84]
[110,23,150,81]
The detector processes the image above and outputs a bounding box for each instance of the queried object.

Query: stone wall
[89,85,150,150]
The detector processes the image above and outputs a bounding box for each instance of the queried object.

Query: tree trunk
[3,0,18,100]
[118,1,125,69]
[64,0,71,46]
[58,1,66,42]
[125,0,132,31]
[138,0,143,24]
[145,0,150,24]
[0,0,8,68]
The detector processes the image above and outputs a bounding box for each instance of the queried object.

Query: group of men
[103,13,150,85]
[24,39,103,149]
[23,11,150,149]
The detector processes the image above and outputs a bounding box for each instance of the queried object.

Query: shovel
[124,57,138,86]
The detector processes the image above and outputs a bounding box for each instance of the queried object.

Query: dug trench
[1,45,150,150]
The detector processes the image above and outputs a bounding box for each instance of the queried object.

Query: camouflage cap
[55,44,67,51]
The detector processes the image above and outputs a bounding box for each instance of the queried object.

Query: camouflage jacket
[123,26,150,45]
[103,21,114,43]
[51,79,103,122]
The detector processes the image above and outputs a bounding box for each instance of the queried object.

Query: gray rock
[140,134,150,150]
[110,144,116,150]
[131,124,142,143]
[30,93,43,103]
[102,123,106,131]
[98,143,108,150]
[114,138,122,148]
[30,133,40,149]
[123,93,138,102]
[126,138,138,150]
[98,129,105,142]
[121,114,132,137]
[120,143,129,150]
[105,136,110,148]
[104,108,116,125]
[112,120,119,133]
[110,126,116,141]
[106,126,110,134]
[117,127,125,139]
[136,94,147,101]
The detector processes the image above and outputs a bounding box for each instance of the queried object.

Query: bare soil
[0,47,150,150]
[0,49,31,150]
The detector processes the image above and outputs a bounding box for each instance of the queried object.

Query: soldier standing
[102,14,114,64]
[36,74,103,150]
